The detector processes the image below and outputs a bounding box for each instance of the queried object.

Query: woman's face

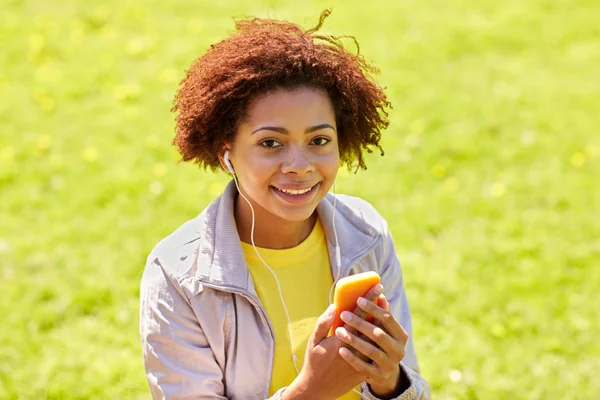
[224,86,339,222]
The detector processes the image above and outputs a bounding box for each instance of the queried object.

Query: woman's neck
[234,194,317,249]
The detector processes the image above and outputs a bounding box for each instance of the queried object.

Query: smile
[274,186,314,195]
[270,183,320,203]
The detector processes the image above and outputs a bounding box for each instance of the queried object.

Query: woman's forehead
[244,86,335,123]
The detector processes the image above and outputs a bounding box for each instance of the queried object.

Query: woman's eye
[311,137,330,146]
[260,139,282,148]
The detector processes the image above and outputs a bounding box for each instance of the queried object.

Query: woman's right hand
[283,284,383,400]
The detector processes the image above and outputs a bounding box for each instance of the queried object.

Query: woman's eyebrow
[306,124,336,134]
[251,124,336,135]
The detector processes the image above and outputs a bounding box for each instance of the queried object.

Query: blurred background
[1,0,598,399]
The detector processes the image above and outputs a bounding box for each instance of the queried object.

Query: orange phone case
[328,271,381,336]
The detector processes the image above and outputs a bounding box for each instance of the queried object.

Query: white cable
[229,161,366,398]
[229,172,301,375]
[328,180,342,304]
[329,181,369,400]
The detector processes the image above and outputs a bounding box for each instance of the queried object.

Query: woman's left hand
[335,292,408,396]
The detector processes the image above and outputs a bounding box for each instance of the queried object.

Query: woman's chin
[272,206,318,223]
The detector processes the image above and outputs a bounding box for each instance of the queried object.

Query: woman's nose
[280,147,315,176]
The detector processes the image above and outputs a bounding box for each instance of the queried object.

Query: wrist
[369,366,404,399]
[282,374,318,400]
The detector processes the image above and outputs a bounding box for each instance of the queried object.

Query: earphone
[224,150,366,397]
[224,150,235,174]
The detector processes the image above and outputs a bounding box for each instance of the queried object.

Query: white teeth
[277,187,312,195]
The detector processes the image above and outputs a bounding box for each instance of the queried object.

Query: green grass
[1,0,599,398]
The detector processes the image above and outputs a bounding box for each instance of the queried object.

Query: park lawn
[1,0,598,399]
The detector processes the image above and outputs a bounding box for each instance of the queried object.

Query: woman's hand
[283,285,383,400]
[335,291,409,397]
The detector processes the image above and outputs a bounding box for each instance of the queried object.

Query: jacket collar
[195,180,381,291]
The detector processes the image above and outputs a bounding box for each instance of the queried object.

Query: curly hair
[171,9,391,171]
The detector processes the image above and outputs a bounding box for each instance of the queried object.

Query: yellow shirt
[242,219,360,399]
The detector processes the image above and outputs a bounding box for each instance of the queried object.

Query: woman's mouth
[271,183,320,204]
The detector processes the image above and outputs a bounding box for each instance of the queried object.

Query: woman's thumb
[309,304,336,346]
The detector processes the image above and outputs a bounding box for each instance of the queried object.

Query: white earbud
[224,150,235,174]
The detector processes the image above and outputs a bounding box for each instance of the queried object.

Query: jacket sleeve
[140,255,289,400]
[140,255,228,399]
[361,226,432,400]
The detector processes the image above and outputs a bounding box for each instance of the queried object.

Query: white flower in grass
[449,369,462,383]
[149,180,164,196]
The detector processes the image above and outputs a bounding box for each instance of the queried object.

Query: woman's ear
[218,146,234,173]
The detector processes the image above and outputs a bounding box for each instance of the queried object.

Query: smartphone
[328,271,381,336]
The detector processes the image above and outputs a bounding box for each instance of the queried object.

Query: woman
[140,10,430,400]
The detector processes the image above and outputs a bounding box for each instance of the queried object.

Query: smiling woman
[229,87,339,247]
[139,9,430,400]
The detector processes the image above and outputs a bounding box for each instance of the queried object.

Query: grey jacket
[140,181,431,399]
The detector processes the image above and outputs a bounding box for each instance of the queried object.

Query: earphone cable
[225,155,367,398]
[229,173,301,374]
[329,180,342,304]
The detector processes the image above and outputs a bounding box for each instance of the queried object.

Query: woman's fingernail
[339,347,350,357]
[357,297,367,307]
[374,284,383,295]
[328,306,338,319]
[341,311,352,322]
